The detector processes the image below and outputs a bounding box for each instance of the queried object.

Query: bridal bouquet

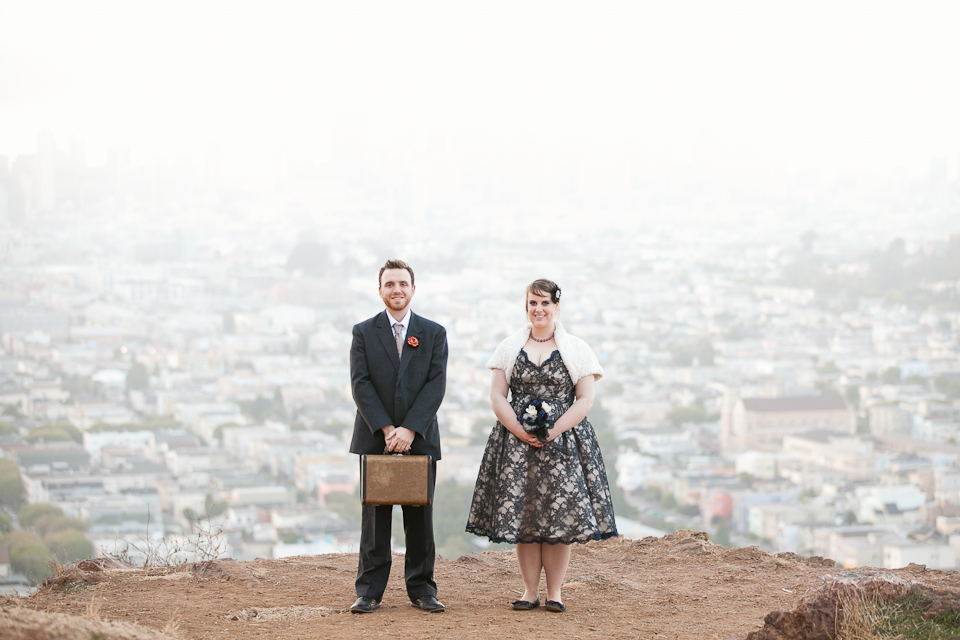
[518,398,553,440]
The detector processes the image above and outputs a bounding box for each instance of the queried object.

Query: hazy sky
[2,1,959,182]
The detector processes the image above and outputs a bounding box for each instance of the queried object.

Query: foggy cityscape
[2,2,960,598]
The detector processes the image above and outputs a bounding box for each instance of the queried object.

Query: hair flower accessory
[554,287,561,302]
[407,336,419,348]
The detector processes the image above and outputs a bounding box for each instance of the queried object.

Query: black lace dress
[465,350,618,544]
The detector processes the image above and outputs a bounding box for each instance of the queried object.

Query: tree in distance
[126,361,150,391]
[31,513,86,538]
[667,405,710,425]
[286,241,328,276]
[0,458,26,509]
[882,367,902,385]
[0,530,54,583]
[44,529,93,564]
[26,423,82,444]
[18,503,65,529]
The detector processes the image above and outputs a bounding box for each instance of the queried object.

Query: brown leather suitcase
[361,453,434,506]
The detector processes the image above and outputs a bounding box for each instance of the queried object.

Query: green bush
[18,503,64,529]
[1,530,53,584]
[0,459,25,509]
[126,362,149,391]
[31,513,86,537]
[87,417,179,432]
[44,529,93,564]
[667,405,708,425]
[935,374,960,400]
[670,337,715,366]
[432,480,477,559]
[25,423,82,444]
[324,490,361,524]
[713,521,732,547]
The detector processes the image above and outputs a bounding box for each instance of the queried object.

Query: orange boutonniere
[407,336,419,348]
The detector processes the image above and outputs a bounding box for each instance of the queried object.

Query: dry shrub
[162,608,182,638]
[836,590,902,640]
[0,605,178,640]
[85,593,103,619]
[42,565,106,590]
[140,571,192,582]
[224,605,337,622]
[837,587,960,640]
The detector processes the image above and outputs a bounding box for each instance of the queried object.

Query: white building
[636,427,697,458]
[735,450,780,480]
[883,542,955,570]
[781,430,876,481]
[855,485,926,525]
[83,430,156,465]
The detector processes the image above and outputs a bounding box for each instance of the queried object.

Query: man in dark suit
[348,259,448,614]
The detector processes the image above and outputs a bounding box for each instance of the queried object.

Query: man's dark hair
[379,259,415,287]
[527,278,561,304]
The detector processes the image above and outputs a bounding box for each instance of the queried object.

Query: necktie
[393,323,403,358]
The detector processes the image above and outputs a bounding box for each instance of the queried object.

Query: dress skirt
[465,350,618,544]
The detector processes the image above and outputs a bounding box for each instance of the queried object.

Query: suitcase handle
[382,446,410,455]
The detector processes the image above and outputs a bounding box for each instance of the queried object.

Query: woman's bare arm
[545,374,596,442]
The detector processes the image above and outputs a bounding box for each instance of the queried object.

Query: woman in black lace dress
[465,279,617,613]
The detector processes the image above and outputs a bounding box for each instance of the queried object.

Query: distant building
[869,404,913,435]
[748,502,834,543]
[36,130,56,212]
[635,426,698,459]
[133,230,197,262]
[734,450,780,480]
[899,358,929,380]
[855,484,926,525]
[0,156,27,225]
[883,542,955,570]
[1,442,91,476]
[0,302,70,338]
[781,430,876,480]
[723,394,855,453]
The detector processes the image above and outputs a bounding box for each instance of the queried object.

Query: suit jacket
[349,310,447,461]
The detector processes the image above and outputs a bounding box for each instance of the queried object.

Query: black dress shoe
[511,598,540,610]
[350,597,381,614]
[545,600,566,613]
[411,595,445,612]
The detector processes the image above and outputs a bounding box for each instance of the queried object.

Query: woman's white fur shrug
[486,322,603,384]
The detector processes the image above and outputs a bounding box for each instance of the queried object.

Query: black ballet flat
[545,600,565,613]
[511,598,540,610]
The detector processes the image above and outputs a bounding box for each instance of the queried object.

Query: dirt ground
[8,530,960,640]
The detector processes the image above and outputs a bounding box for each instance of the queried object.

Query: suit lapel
[396,313,420,380]
[376,311,401,370]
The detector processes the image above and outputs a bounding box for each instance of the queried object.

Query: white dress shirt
[386,308,412,342]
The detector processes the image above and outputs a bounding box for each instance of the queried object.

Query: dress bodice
[510,350,576,405]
